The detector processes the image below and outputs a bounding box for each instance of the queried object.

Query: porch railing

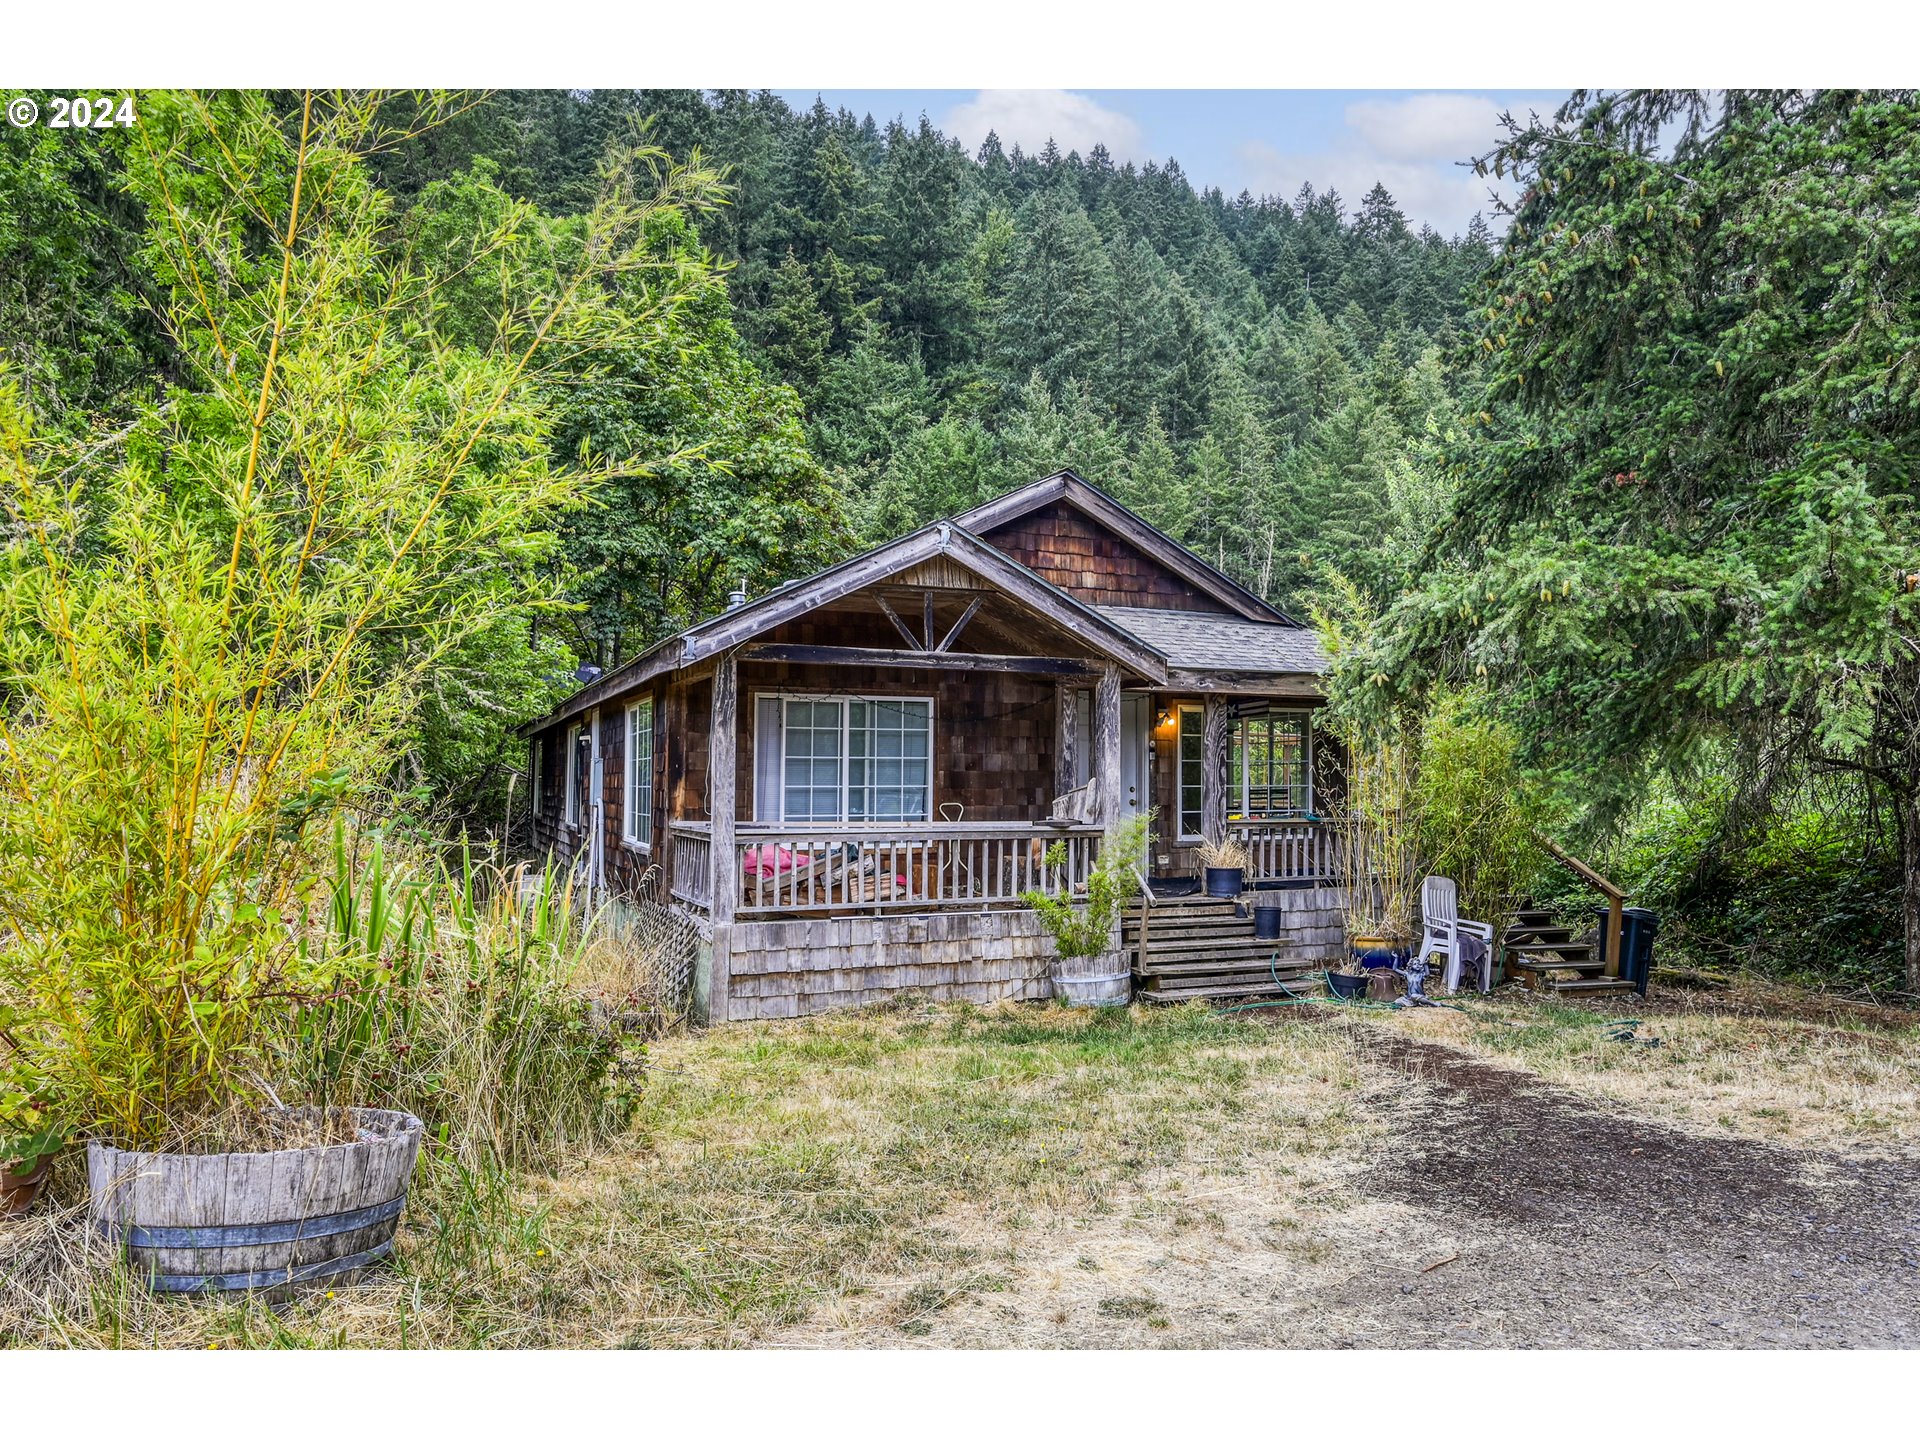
[671,821,1103,917]
[669,825,713,909]
[1232,818,1331,883]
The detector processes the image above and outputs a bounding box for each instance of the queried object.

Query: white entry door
[1120,694,1148,820]
[1073,691,1151,819]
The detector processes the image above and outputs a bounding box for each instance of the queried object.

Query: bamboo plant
[0,91,724,1149]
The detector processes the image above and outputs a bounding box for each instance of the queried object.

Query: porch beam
[1167,667,1322,698]
[1093,662,1122,829]
[741,642,1106,677]
[1201,695,1229,844]
[707,649,738,1022]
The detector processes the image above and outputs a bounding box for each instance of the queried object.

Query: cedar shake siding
[976,499,1232,614]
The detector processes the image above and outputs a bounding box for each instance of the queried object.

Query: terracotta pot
[2,1155,54,1218]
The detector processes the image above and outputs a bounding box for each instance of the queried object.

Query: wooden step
[1142,979,1325,1003]
[1121,925,1259,948]
[1510,944,1601,965]
[1542,977,1637,995]
[1505,922,1572,941]
[1143,957,1323,984]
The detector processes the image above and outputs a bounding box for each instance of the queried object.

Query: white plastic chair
[1416,876,1496,994]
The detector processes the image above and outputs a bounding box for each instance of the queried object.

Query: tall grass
[286,826,646,1174]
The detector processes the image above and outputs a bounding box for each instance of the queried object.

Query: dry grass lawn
[9,982,1917,1348]
[1345,979,1920,1149]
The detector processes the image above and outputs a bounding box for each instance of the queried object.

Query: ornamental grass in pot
[1023,812,1153,1008]
[1198,834,1249,898]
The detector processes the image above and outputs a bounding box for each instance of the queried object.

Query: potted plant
[1198,834,1249,898]
[1023,812,1153,1008]
[1327,740,1422,973]
[1,1087,64,1218]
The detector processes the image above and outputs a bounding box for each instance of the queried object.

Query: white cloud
[1236,94,1537,235]
[1344,93,1506,163]
[942,89,1145,163]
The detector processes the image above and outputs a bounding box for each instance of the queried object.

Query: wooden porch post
[708,650,738,1023]
[1201,695,1229,844]
[1054,682,1078,796]
[1093,663,1122,830]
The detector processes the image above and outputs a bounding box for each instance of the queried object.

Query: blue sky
[776,89,1572,237]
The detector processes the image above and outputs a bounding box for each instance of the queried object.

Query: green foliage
[1022,812,1153,960]
[1372,89,1920,990]
[0,92,713,1146]
[287,829,644,1172]
[1414,689,1550,937]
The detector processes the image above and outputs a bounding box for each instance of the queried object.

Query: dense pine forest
[5,89,1917,994]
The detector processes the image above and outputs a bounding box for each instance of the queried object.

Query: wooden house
[520,470,1344,1020]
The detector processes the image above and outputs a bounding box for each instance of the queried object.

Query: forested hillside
[365,89,1495,648]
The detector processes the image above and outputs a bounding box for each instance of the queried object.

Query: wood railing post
[1605,897,1624,980]
[707,650,738,1022]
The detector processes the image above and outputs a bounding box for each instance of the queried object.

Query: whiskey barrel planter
[1051,951,1132,1008]
[86,1108,423,1294]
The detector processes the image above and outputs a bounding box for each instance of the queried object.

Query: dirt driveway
[1321,1029,1920,1347]
[770,1008,1920,1349]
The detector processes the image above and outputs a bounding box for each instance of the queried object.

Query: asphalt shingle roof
[1095,605,1328,675]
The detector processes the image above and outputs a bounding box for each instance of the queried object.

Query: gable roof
[526,519,1171,732]
[1094,606,1328,676]
[951,469,1298,626]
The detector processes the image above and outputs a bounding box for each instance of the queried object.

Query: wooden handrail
[1533,832,1626,979]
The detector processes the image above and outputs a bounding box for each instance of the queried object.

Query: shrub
[1023,812,1153,960]
[1414,688,1550,937]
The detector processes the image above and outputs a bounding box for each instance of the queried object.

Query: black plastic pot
[1326,970,1369,1000]
[1253,904,1284,941]
[1204,866,1244,898]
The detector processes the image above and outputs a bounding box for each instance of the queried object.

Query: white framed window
[563,723,582,827]
[1175,705,1312,836]
[624,698,654,846]
[1228,710,1311,819]
[752,693,933,823]
[1177,704,1205,839]
[531,736,543,816]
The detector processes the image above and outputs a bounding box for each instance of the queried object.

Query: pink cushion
[742,843,812,878]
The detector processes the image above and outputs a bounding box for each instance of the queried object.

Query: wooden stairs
[1124,894,1325,1004]
[1505,906,1637,996]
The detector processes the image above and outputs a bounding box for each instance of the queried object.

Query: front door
[1121,694,1148,821]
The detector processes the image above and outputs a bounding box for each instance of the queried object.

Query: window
[754,694,933,823]
[1176,706,1312,837]
[563,724,581,826]
[1177,705,1205,839]
[624,699,654,846]
[531,737,543,816]
[1229,711,1311,819]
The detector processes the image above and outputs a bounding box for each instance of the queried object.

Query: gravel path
[1318,1029,1920,1347]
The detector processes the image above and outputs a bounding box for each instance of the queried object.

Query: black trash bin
[1592,905,1660,995]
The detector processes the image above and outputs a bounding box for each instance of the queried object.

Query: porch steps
[1123,895,1327,1004]
[1503,907,1637,996]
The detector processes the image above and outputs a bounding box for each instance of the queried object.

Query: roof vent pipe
[726,585,749,612]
